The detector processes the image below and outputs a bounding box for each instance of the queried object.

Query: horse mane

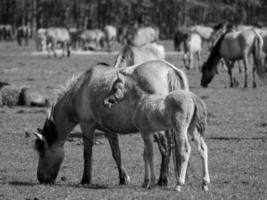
[114,45,134,68]
[203,31,228,71]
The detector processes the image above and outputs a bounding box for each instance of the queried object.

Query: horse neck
[53,98,78,142]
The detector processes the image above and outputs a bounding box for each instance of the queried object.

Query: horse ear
[33,130,45,141]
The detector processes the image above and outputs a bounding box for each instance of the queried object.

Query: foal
[103,71,210,191]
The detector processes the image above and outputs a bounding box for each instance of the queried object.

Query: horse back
[46,27,70,42]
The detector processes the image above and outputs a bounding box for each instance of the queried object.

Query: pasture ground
[0,41,266,200]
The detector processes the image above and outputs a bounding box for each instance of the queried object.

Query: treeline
[0,0,266,38]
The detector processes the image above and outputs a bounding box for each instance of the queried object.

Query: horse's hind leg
[106,132,130,185]
[243,54,249,88]
[192,130,210,191]
[155,130,171,186]
[226,61,236,87]
[252,66,257,88]
[80,122,95,184]
[141,132,156,189]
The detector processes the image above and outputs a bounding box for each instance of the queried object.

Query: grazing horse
[17,25,31,46]
[32,60,189,186]
[104,25,117,51]
[114,43,165,68]
[182,33,202,70]
[45,27,71,57]
[201,29,267,88]
[103,68,209,191]
[79,29,105,50]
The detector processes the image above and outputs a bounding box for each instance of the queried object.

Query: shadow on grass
[207,136,266,141]
[6,180,109,189]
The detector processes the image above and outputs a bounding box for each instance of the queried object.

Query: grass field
[0,40,266,200]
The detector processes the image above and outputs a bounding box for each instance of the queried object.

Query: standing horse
[17,25,31,46]
[33,60,189,186]
[35,28,47,52]
[79,29,105,50]
[201,29,267,88]
[104,25,117,51]
[114,43,165,68]
[174,28,188,52]
[46,27,71,57]
[126,26,159,47]
[103,68,209,191]
[182,33,202,70]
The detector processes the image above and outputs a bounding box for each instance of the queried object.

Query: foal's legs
[106,133,130,184]
[192,130,210,191]
[141,132,156,189]
[173,125,191,192]
[80,122,95,184]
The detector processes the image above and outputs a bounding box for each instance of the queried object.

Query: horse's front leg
[226,61,236,87]
[105,132,130,185]
[155,131,171,186]
[80,122,95,184]
[252,66,257,88]
[243,55,249,88]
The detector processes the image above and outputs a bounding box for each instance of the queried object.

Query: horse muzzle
[103,98,114,109]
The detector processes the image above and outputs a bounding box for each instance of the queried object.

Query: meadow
[0,40,266,200]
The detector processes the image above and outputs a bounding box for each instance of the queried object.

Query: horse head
[33,105,64,184]
[103,72,127,108]
[201,62,216,87]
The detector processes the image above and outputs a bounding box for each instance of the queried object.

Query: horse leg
[52,41,57,58]
[80,122,95,184]
[189,53,193,70]
[243,54,249,88]
[183,53,189,70]
[197,50,201,71]
[155,130,171,186]
[174,126,191,192]
[226,61,236,87]
[67,42,71,57]
[105,132,130,185]
[192,130,210,191]
[141,132,156,189]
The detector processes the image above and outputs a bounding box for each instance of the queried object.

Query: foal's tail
[253,30,267,84]
[190,92,207,136]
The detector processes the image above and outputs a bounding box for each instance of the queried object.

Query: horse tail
[253,30,267,84]
[161,60,189,91]
[190,92,207,136]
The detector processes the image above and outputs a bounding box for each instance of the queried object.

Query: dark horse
[33,60,189,186]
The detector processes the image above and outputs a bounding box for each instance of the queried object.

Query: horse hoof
[80,177,91,185]
[253,82,257,88]
[175,185,182,192]
[202,185,209,192]
[119,175,130,185]
[142,180,150,189]
[157,177,168,187]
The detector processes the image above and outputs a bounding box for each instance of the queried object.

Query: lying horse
[114,43,165,68]
[103,68,209,191]
[46,27,71,57]
[201,28,267,88]
[182,33,202,70]
[33,60,189,185]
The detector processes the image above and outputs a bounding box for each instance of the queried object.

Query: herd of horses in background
[1,20,267,192]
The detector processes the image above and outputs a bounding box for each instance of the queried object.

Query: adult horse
[33,60,189,186]
[114,43,165,68]
[104,25,117,51]
[79,29,105,50]
[182,33,202,70]
[17,25,31,46]
[103,68,209,191]
[174,28,188,52]
[35,28,47,52]
[126,26,159,47]
[45,27,71,57]
[201,29,267,88]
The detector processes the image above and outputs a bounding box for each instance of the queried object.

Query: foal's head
[104,72,127,108]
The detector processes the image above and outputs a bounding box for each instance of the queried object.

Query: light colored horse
[201,28,267,88]
[35,28,47,52]
[45,27,71,57]
[114,43,165,68]
[127,26,159,47]
[103,68,209,191]
[104,25,117,51]
[182,33,202,70]
[79,29,105,50]
[32,60,189,185]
